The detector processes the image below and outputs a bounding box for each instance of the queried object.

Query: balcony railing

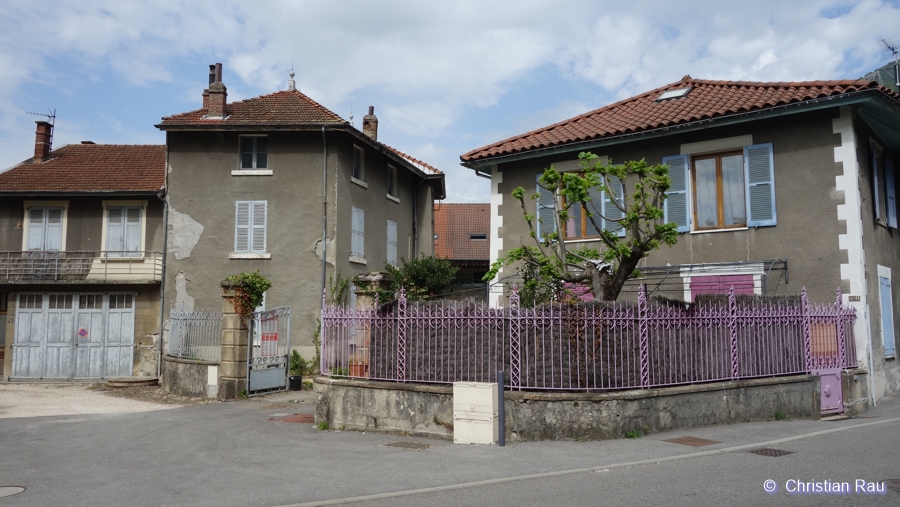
[0,251,163,283]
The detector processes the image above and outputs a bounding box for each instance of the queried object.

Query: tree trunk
[601,251,644,301]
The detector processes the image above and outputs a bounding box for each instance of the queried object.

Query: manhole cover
[269,414,314,423]
[885,479,900,493]
[380,441,433,450]
[0,487,26,498]
[747,448,795,457]
[663,436,721,447]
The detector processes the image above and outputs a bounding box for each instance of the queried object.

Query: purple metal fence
[320,286,857,391]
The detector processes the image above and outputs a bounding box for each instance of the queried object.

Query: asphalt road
[1,390,899,507]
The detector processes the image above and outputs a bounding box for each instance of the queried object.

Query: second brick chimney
[33,121,53,163]
[206,63,227,119]
[362,106,378,141]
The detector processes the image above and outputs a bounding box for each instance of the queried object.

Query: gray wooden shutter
[351,207,365,258]
[387,220,398,266]
[744,143,777,227]
[235,201,251,252]
[45,207,62,251]
[602,175,626,237]
[251,201,267,252]
[125,207,142,255]
[27,208,45,251]
[886,158,897,228]
[880,275,896,357]
[662,155,691,232]
[536,174,557,241]
[107,207,124,253]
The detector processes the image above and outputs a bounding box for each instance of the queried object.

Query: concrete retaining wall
[314,375,821,441]
[161,355,219,398]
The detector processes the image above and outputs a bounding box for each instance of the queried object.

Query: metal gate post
[729,286,739,379]
[836,287,846,369]
[801,287,812,372]
[638,285,650,388]
[508,286,521,390]
[397,287,407,382]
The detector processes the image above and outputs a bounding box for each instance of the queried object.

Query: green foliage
[239,390,249,399]
[328,270,350,306]
[290,350,311,377]
[380,256,459,302]
[331,366,349,377]
[625,430,642,439]
[774,410,791,421]
[484,152,679,302]
[316,422,329,431]
[226,270,272,318]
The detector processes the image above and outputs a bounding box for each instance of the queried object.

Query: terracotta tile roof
[382,144,442,174]
[158,90,347,127]
[0,144,165,193]
[461,77,896,163]
[434,203,490,260]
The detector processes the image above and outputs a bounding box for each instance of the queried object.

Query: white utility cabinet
[453,382,499,444]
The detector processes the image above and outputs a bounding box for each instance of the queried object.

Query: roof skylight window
[656,87,692,102]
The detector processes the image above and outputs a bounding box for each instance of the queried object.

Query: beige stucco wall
[163,130,435,360]
[491,108,847,305]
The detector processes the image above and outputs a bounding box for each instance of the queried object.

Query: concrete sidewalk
[0,388,897,506]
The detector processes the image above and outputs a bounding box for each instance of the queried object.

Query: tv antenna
[26,108,56,148]
[880,39,900,88]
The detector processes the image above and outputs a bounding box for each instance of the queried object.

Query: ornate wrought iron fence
[168,308,223,362]
[321,286,857,391]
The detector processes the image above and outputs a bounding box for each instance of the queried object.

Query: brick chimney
[206,63,227,119]
[362,106,378,141]
[33,121,53,163]
[202,64,215,110]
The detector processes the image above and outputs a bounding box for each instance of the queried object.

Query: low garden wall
[314,374,821,441]
[161,354,219,399]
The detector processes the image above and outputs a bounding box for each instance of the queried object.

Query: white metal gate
[12,292,135,380]
[247,306,290,396]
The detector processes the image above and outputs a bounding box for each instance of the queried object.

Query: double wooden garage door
[12,292,135,380]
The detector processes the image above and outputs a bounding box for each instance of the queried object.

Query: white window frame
[350,206,366,264]
[22,201,69,252]
[230,200,271,259]
[678,263,764,301]
[351,145,367,188]
[233,135,272,176]
[386,164,399,202]
[101,200,148,259]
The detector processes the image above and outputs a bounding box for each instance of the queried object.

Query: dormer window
[656,87,692,102]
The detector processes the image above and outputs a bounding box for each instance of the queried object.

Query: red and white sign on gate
[261,332,278,356]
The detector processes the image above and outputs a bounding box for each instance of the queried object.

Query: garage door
[11,292,135,380]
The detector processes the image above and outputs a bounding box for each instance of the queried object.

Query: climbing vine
[225,270,272,318]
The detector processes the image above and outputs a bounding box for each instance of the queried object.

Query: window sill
[690,226,749,235]
[229,253,272,259]
[349,256,367,265]
[102,255,146,262]
[351,177,368,189]
[386,194,400,203]
[232,169,273,176]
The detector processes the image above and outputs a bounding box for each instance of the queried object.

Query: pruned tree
[484,152,678,303]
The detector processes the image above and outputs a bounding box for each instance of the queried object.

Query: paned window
[235,201,267,253]
[563,175,626,239]
[26,207,63,251]
[663,143,776,232]
[106,206,143,257]
[387,165,397,198]
[870,142,897,228]
[387,220,398,266]
[352,146,365,181]
[240,136,268,169]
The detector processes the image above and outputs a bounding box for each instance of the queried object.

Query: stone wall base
[315,375,822,441]
[161,355,218,398]
[218,377,248,401]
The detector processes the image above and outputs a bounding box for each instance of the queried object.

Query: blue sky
[1,0,899,202]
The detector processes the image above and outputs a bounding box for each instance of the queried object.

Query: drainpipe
[155,183,168,380]
[412,176,428,258]
[321,126,328,295]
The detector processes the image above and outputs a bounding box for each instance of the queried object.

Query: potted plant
[348,350,369,378]
[289,350,306,391]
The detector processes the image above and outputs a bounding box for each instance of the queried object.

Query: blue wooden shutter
[536,174,557,241]
[251,201,267,253]
[351,207,365,258]
[602,175,626,237]
[744,143,777,227]
[662,155,691,232]
[235,201,251,252]
[45,207,62,251]
[387,220,398,266]
[880,275,896,357]
[872,145,883,222]
[886,158,897,228]
[124,207,142,255]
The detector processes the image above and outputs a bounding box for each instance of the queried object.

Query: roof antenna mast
[26,107,56,144]
[880,39,900,88]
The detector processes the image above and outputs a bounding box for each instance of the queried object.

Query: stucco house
[156,64,445,361]
[0,122,165,380]
[461,76,900,403]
